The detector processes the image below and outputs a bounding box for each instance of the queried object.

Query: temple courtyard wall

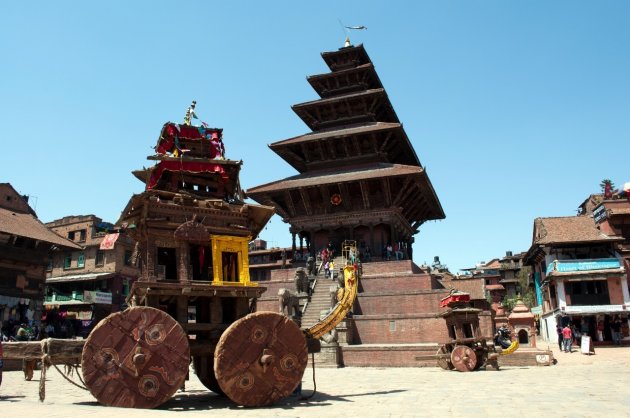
[255,260,496,366]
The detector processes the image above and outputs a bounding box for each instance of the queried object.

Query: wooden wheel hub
[214,312,308,407]
[450,345,477,372]
[81,306,190,408]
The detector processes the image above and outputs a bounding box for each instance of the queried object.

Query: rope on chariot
[38,339,88,402]
[299,352,317,401]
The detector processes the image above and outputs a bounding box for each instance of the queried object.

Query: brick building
[44,215,140,337]
[248,239,294,281]
[524,212,629,346]
[0,183,79,336]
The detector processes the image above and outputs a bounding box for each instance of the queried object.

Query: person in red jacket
[562,324,573,352]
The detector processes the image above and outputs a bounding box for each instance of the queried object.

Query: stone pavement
[1,345,629,418]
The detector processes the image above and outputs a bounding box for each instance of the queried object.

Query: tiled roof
[485,284,505,291]
[534,216,622,245]
[0,208,81,249]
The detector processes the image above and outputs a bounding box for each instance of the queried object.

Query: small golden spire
[344,37,351,47]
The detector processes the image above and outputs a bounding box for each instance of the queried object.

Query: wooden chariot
[2,116,360,409]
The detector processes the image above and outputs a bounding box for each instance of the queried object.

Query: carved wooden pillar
[292,232,297,254]
[177,241,190,282]
[389,224,395,246]
[211,296,222,324]
[176,295,188,324]
[145,238,156,281]
[306,230,312,254]
[369,224,375,259]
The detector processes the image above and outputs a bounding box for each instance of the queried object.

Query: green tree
[600,178,615,193]
[501,266,535,312]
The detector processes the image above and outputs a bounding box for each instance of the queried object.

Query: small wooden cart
[432,292,509,372]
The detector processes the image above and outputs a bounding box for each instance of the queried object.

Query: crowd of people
[1,315,86,343]
[556,316,625,352]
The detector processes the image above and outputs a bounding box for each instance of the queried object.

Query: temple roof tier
[292,88,399,131]
[246,163,444,230]
[269,122,421,172]
[286,209,417,238]
[321,44,372,72]
[119,190,274,240]
[307,63,383,98]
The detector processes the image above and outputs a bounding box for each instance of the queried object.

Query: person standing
[556,324,563,350]
[611,317,622,346]
[562,324,573,353]
[329,260,335,280]
[597,320,604,342]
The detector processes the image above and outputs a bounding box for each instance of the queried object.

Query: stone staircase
[301,256,344,329]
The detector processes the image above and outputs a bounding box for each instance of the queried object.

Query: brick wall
[359,274,434,292]
[361,260,421,276]
[355,290,449,315]
[352,314,447,344]
[342,345,439,367]
[608,277,624,305]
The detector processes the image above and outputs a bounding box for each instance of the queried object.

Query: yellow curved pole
[500,340,519,355]
[305,264,358,340]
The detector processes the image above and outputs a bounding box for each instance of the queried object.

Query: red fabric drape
[147,161,228,189]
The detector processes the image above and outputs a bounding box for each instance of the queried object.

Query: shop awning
[44,300,92,306]
[46,272,116,284]
[563,304,629,315]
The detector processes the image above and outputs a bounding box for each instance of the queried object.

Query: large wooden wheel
[81,306,190,409]
[214,312,308,407]
[193,355,224,395]
[451,345,477,372]
[436,345,454,370]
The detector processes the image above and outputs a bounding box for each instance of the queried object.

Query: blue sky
[1,1,629,272]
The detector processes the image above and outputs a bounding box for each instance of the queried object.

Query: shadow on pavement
[64,388,409,412]
[0,395,26,402]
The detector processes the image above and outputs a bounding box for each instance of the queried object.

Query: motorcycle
[494,325,513,349]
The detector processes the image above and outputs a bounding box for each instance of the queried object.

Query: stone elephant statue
[278,288,300,318]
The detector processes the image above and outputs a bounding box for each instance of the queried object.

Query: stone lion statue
[329,284,341,309]
[306,256,316,276]
[294,267,309,295]
[278,288,300,318]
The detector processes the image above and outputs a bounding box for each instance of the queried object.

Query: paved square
[1,346,628,417]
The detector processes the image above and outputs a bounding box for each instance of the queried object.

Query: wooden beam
[299,188,313,216]
[381,178,392,207]
[341,136,350,158]
[338,182,352,211]
[300,143,311,163]
[359,180,371,210]
[352,134,362,156]
[392,177,413,207]
[319,185,330,215]
[378,131,394,154]
[284,190,297,218]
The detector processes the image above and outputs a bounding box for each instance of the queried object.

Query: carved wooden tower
[247,43,445,258]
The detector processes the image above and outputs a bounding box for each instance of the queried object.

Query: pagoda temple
[247,42,444,258]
